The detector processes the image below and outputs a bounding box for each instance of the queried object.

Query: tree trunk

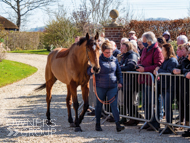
[16,0,21,31]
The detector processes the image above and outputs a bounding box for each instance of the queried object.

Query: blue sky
[0,0,190,30]
[128,0,190,19]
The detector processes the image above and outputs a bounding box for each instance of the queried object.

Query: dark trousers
[159,89,174,123]
[95,87,119,123]
[122,88,139,117]
[176,78,190,122]
[142,85,160,128]
[181,80,190,122]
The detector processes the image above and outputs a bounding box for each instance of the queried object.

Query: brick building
[104,26,123,49]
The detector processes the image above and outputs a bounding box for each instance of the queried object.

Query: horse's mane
[77,37,87,46]
[56,37,87,59]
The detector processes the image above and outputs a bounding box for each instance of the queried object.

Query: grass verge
[0,60,38,87]
[8,49,50,55]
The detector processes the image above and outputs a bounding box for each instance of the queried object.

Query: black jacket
[175,58,190,97]
[119,50,139,91]
[113,49,121,57]
[177,58,190,75]
[119,50,139,71]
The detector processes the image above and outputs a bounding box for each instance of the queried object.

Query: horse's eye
[92,44,96,51]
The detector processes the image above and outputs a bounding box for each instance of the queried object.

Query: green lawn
[8,49,50,55]
[0,60,38,87]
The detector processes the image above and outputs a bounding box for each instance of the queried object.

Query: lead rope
[92,74,116,104]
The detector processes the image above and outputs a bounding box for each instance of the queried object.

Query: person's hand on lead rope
[91,68,94,73]
[118,83,122,89]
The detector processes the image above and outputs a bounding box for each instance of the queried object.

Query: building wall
[104,26,123,49]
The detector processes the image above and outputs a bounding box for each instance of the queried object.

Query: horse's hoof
[75,127,82,132]
[70,123,76,127]
[46,120,52,125]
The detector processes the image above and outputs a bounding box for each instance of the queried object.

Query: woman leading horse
[35,33,100,132]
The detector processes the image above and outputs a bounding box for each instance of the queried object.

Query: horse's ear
[95,32,99,40]
[86,33,90,40]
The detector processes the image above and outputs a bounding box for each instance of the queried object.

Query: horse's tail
[34,83,46,92]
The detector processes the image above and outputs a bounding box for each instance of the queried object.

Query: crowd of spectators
[86,30,190,136]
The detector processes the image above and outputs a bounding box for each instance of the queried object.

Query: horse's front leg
[70,80,82,132]
[66,85,75,127]
[79,84,89,124]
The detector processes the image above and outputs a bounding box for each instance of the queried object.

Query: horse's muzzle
[93,67,101,74]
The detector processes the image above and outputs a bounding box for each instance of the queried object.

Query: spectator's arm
[120,54,138,71]
[182,68,190,74]
[121,63,135,71]
[176,64,182,69]
[158,60,178,73]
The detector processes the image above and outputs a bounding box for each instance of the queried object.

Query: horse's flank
[46,40,90,85]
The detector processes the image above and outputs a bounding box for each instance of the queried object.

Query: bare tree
[188,2,190,17]
[0,0,56,30]
[71,0,123,35]
[73,0,123,26]
[71,1,91,34]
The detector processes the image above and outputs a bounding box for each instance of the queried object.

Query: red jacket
[138,42,164,85]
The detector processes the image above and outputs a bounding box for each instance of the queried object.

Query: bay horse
[35,33,100,132]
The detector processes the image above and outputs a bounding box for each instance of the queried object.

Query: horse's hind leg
[69,80,81,132]
[46,68,57,125]
[66,85,75,127]
[78,83,89,124]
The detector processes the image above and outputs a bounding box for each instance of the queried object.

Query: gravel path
[0,53,189,143]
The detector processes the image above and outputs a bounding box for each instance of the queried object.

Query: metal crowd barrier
[78,76,96,115]
[103,71,158,131]
[82,71,190,136]
[155,73,190,136]
[79,76,108,120]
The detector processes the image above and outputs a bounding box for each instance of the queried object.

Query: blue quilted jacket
[87,54,123,88]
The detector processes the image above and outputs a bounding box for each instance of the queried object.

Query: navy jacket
[158,57,178,89]
[119,50,138,71]
[113,49,121,57]
[87,54,123,88]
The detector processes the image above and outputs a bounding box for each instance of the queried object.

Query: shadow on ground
[1,90,190,143]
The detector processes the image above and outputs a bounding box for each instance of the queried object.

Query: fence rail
[103,71,158,131]
[155,73,190,135]
[86,71,190,135]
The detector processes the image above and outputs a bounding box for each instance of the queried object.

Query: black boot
[116,122,125,132]
[119,117,127,124]
[95,123,102,131]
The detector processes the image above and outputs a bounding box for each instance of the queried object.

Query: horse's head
[86,32,101,74]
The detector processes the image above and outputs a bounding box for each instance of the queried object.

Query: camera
[136,66,140,69]
[136,65,143,69]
